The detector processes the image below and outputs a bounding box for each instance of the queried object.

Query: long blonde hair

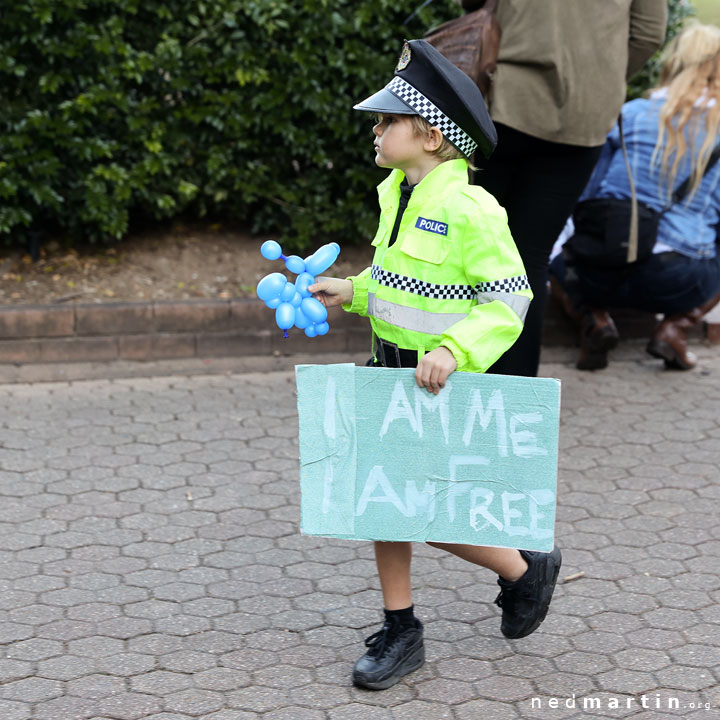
[653,23,720,200]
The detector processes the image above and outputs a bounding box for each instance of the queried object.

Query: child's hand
[415,346,457,395]
[308,277,353,308]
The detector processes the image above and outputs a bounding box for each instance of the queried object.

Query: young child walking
[309,39,561,691]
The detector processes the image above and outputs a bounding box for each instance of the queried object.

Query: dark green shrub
[0,0,459,248]
[0,0,694,250]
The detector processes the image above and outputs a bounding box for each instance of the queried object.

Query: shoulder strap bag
[424,0,500,98]
[568,116,720,269]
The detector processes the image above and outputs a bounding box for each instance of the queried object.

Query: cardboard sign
[296,364,560,552]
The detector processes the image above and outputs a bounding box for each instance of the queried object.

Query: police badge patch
[396,42,411,71]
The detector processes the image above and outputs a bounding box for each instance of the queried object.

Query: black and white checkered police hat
[354,39,497,159]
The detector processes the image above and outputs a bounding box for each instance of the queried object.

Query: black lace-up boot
[495,546,562,639]
[352,615,424,690]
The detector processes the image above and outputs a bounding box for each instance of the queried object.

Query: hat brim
[353,87,415,114]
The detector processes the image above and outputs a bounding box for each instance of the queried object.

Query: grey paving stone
[473,675,535,702]
[614,647,672,672]
[2,676,64,703]
[185,630,244,654]
[9,603,63,625]
[37,618,95,641]
[155,614,213,636]
[95,692,163,720]
[644,606,700,630]
[456,698,520,720]
[626,627,686,650]
[68,636,125,659]
[257,708,323,720]
[220,648,278,673]
[413,678,475,704]
[669,643,720,667]
[271,609,325,632]
[7,638,63,661]
[67,673,126,699]
[33,696,99,720]
[655,664,718,691]
[131,670,194,696]
[532,671,596,697]
[494,655,555,678]
[194,667,249,692]
[595,668,656,694]
[2,361,720,718]
[163,689,225,716]
[95,652,156,677]
[0,699,31,720]
[228,686,292,713]
[0,659,32,685]
[95,617,153,639]
[328,705,393,720]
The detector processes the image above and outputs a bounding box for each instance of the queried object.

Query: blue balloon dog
[256,240,340,338]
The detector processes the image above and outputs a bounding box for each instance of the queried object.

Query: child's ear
[424,126,444,152]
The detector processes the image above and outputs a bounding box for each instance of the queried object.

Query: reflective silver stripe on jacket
[371,265,531,323]
[368,294,467,335]
[476,291,531,323]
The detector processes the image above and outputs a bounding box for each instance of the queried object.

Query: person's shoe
[495,546,562,639]
[549,275,584,326]
[646,314,698,370]
[577,310,619,370]
[352,617,424,690]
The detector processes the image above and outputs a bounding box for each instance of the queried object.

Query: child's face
[372,115,428,173]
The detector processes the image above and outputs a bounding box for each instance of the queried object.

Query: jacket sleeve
[440,210,532,373]
[343,266,372,317]
[627,0,667,79]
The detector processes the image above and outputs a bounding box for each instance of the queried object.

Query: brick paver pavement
[0,349,719,719]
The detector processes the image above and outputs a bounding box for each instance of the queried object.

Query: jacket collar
[378,159,469,209]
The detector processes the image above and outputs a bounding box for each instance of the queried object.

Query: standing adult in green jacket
[466,0,668,376]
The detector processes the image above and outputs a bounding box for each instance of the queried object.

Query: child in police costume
[309,39,562,691]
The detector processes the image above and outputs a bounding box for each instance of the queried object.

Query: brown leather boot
[646,290,720,370]
[577,310,619,370]
[647,293,720,370]
[549,275,583,325]
[646,315,698,369]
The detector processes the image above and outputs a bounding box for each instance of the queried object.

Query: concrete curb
[0,295,716,366]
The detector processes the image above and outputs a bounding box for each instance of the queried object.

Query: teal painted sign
[296,364,560,552]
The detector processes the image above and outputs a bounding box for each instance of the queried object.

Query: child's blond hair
[408,115,469,163]
[653,22,720,200]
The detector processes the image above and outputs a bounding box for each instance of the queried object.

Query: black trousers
[550,249,720,316]
[476,123,603,377]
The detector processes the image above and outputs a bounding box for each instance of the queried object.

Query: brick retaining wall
[0,296,715,365]
[0,299,370,365]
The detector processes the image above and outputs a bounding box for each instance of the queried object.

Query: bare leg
[427,542,528,581]
[374,541,413,610]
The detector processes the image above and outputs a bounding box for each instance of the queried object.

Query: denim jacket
[581,96,720,260]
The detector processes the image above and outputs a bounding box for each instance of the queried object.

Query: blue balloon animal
[256,240,340,338]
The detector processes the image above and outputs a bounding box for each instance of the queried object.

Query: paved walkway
[0,347,719,719]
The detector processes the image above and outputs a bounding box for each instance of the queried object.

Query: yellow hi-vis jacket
[344,159,532,373]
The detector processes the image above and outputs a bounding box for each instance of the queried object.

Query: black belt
[372,335,418,368]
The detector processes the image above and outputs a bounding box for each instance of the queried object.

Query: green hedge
[0,0,459,248]
[0,0,694,249]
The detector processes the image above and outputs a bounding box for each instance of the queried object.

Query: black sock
[384,605,417,630]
